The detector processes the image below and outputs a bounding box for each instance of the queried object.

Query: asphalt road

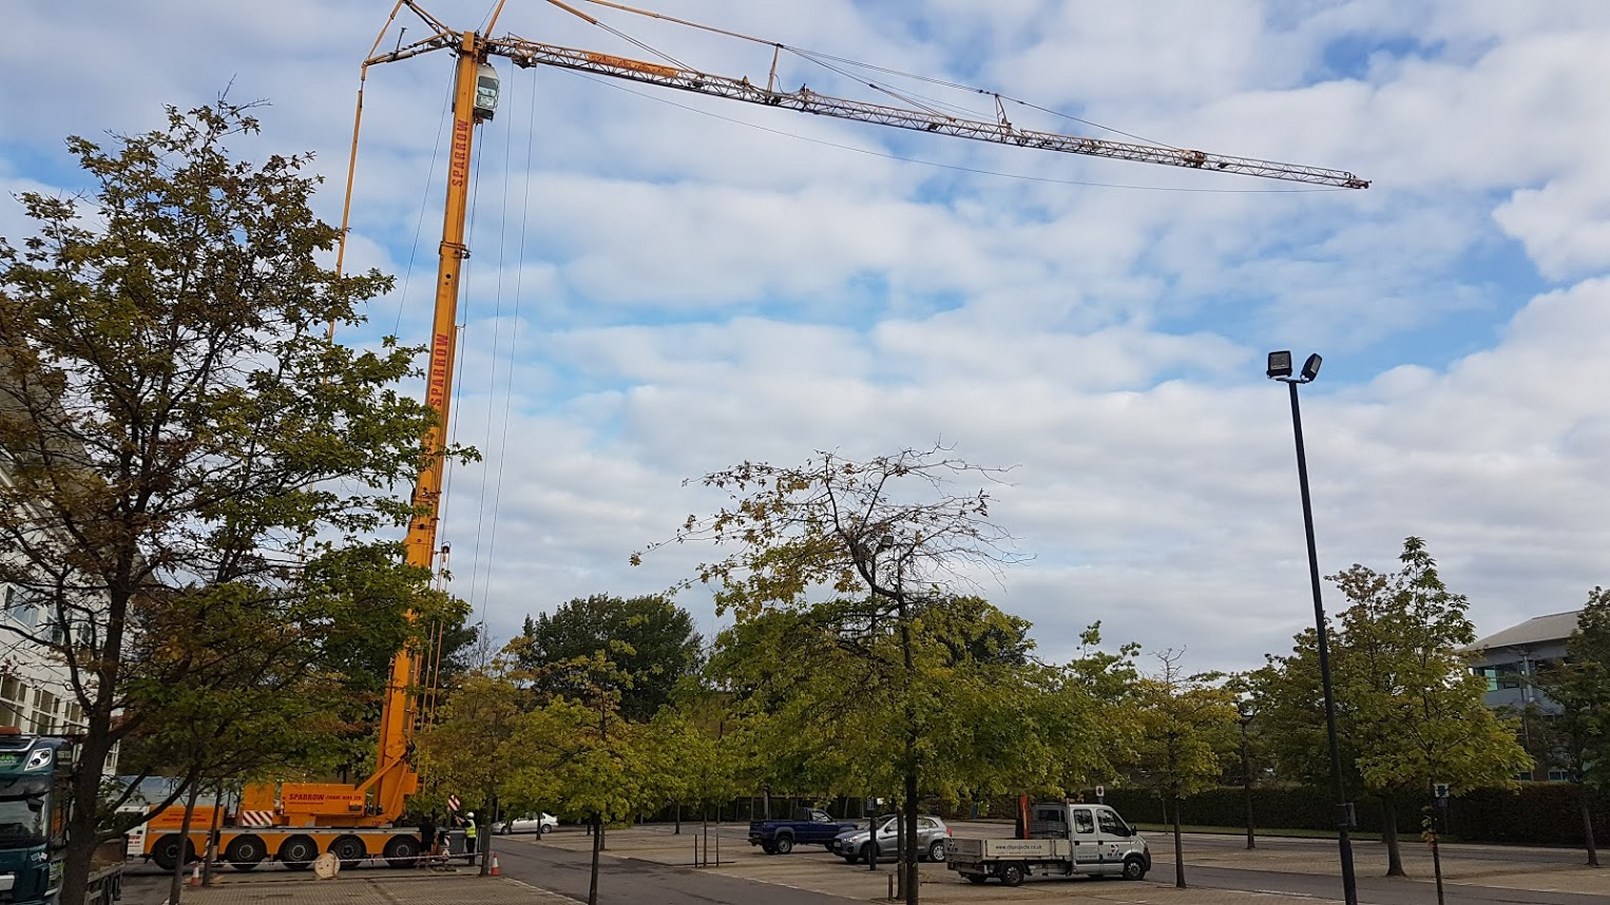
[494,835,857,905]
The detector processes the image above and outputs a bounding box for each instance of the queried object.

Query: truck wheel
[773,834,793,855]
[383,834,421,869]
[330,835,367,869]
[1122,855,1147,880]
[927,839,946,863]
[225,835,266,870]
[151,834,195,872]
[278,835,318,871]
[998,862,1025,887]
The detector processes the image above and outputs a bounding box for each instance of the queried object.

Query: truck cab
[0,733,69,903]
[1027,801,1149,876]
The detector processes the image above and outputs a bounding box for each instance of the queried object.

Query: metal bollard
[887,874,895,900]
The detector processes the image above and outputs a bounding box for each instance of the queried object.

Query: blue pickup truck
[748,807,860,854]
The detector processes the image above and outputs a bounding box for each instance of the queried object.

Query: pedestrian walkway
[145,874,577,905]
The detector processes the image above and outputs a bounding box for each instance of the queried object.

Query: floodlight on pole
[1266,350,1358,905]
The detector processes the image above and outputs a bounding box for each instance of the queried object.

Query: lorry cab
[1028,801,1149,877]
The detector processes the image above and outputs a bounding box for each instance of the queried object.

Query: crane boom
[486,37,1370,190]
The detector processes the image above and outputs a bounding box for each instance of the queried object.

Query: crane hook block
[474,62,501,121]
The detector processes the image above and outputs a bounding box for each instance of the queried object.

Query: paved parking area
[125,869,576,905]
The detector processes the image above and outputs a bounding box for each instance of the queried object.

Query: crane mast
[323,0,1370,832]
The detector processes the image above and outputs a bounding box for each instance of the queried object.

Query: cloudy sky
[5,0,1608,673]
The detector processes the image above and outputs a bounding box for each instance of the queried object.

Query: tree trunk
[1579,785,1600,868]
[167,783,204,905]
[588,813,603,905]
[60,609,126,905]
[674,802,681,835]
[202,783,224,886]
[904,766,919,905]
[1382,797,1406,877]
[1171,796,1186,889]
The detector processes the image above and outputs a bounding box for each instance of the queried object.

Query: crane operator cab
[474,62,500,121]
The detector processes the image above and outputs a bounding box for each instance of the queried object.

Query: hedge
[1090,784,1608,847]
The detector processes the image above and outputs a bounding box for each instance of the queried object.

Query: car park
[830,815,951,864]
[492,812,558,835]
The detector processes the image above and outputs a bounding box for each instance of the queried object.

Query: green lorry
[0,730,122,904]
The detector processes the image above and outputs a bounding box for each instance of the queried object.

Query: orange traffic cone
[490,853,500,877]
[187,863,202,888]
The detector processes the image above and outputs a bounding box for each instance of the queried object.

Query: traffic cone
[490,853,500,877]
[187,863,201,888]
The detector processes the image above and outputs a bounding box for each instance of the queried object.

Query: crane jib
[492,36,1369,190]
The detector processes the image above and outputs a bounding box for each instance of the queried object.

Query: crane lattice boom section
[490,37,1369,189]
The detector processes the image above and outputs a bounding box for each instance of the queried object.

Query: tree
[1256,538,1531,877]
[415,662,531,877]
[1128,649,1237,888]
[506,654,651,905]
[641,447,1021,905]
[0,100,462,905]
[513,594,701,722]
[1534,586,1610,867]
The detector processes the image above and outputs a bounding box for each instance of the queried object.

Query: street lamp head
[1266,351,1293,379]
[1301,353,1323,382]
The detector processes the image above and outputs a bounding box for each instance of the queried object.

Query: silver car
[831,815,951,864]
[492,811,558,835]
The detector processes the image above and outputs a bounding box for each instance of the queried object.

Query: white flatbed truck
[945,801,1150,886]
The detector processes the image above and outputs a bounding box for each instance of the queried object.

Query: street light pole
[1267,351,1359,905]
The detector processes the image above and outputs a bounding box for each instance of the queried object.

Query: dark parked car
[748,807,860,854]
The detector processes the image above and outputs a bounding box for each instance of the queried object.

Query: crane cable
[565,0,1185,151]
[462,61,532,665]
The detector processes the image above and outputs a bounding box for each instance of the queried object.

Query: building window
[1473,664,1523,691]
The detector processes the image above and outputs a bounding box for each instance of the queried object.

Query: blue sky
[5,1,1609,672]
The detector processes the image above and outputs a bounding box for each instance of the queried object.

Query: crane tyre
[225,835,266,870]
[278,835,318,871]
[330,835,367,869]
[383,834,421,869]
[151,834,195,872]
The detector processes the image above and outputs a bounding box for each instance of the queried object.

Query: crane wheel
[151,835,196,872]
[330,834,367,869]
[383,834,421,869]
[278,835,318,871]
[225,835,266,870]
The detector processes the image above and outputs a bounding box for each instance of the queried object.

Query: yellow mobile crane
[142,0,1369,873]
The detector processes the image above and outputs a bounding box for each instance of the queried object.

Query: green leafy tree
[1256,538,1531,877]
[415,662,532,876]
[1534,587,1610,867]
[1129,649,1237,888]
[0,100,466,905]
[507,654,651,905]
[513,594,701,721]
[645,445,1027,905]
